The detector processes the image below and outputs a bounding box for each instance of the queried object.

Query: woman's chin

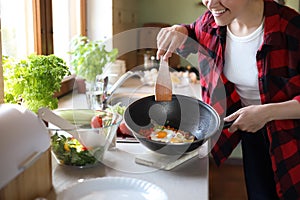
[214,18,231,27]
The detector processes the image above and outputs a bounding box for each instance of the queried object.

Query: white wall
[87,0,113,42]
[137,0,207,26]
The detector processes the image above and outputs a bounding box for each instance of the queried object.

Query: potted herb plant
[3,54,70,113]
[69,35,118,91]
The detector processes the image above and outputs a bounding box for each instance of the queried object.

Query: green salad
[51,132,97,166]
[50,104,126,167]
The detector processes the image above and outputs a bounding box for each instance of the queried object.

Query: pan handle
[222,121,234,129]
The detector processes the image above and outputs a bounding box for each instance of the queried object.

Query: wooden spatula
[155,58,172,101]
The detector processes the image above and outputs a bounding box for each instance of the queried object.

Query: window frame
[35,0,87,97]
[33,0,87,55]
[33,0,54,55]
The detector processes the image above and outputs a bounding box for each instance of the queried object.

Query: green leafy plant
[3,54,70,113]
[69,35,118,83]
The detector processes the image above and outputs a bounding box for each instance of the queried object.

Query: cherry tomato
[118,122,132,136]
[91,115,103,128]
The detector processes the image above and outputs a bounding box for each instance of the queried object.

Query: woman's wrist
[261,104,276,122]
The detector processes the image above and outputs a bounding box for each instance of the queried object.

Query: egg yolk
[156,131,168,138]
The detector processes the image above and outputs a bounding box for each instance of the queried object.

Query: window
[52,0,85,70]
[1,0,85,64]
[1,0,86,98]
[1,0,34,59]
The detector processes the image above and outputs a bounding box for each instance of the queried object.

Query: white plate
[57,177,168,200]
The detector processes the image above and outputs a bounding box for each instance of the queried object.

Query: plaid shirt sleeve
[180,0,300,198]
[261,1,300,199]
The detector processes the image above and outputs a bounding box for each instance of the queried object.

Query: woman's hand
[156,25,188,61]
[224,105,271,133]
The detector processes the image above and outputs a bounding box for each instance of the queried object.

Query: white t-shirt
[224,22,264,106]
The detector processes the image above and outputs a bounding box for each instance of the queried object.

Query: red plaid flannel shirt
[181,0,300,198]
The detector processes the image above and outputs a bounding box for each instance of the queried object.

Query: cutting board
[135,149,199,170]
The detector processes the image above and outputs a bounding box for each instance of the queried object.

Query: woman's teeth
[212,9,227,15]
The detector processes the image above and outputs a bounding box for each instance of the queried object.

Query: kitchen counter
[49,77,209,200]
[49,143,209,200]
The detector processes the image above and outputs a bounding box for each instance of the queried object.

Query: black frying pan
[124,94,230,155]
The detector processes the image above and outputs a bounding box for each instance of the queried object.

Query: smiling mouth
[211,9,227,16]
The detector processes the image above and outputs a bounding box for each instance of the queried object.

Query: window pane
[1,0,34,59]
[52,0,81,71]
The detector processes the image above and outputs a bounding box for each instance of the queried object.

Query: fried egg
[150,127,194,143]
[150,129,175,142]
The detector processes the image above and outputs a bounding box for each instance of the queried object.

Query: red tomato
[81,146,88,151]
[91,115,103,128]
[118,122,132,136]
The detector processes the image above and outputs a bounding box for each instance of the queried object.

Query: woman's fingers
[157,32,173,60]
[156,49,166,61]
[224,112,240,133]
[228,123,240,133]
[156,25,188,60]
[224,105,269,133]
[224,112,239,122]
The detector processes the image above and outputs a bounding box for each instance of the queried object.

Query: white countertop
[49,77,209,200]
[50,143,209,200]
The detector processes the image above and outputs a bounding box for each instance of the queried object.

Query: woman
[156,0,300,199]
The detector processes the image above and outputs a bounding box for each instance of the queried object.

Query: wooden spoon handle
[155,59,172,101]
